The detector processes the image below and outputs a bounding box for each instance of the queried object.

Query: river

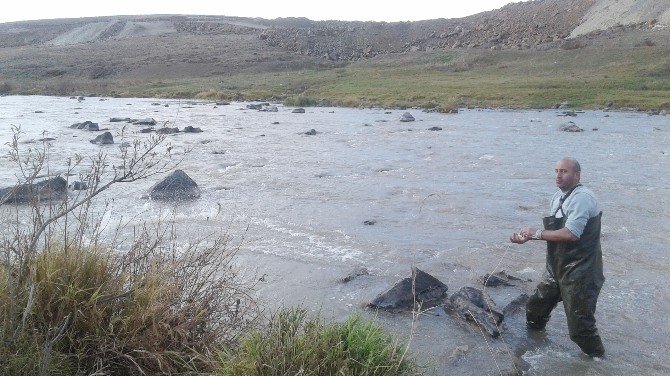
[0,95,668,375]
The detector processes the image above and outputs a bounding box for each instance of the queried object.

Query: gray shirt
[549,185,601,239]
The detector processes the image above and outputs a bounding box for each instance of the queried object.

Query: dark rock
[182,126,203,133]
[110,117,132,122]
[427,126,443,131]
[341,267,369,283]
[363,220,377,225]
[215,101,230,106]
[132,118,157,126]
[90,131,114,145]
[558,110,577,117]
[272,121,280,125]
[558,101,571,109]
[139,127,155,133]
[400,112,415,122]
[479,271,525,287]
[0,176,67,204]
[148,170,201,201]
[69,181,88,191]
[246,103,263,110]
[34,110,44,113]
[70,120,98,130]
[260,106,278,112]
[604,101,613,108]
[37,137,56,142]
[292,108,306,113]
[304,129,317,135]
[368,267,448,311]
[443,286,504,337]
[156,127,179,135]
[503,293,530,315]
[559,121,583,132]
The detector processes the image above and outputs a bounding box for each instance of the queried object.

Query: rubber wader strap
[552,184,582,217]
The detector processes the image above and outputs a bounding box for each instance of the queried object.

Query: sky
[0,0,525,24]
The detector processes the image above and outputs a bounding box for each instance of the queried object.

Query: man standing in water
[510,157,605,357]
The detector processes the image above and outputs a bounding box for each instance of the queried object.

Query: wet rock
[215,101,230,106]
[70,120,98,130]
[246,103,263,110]
[182,126,203,133]
[69,181,88,191]
[400,112,415,122]
[558,110,577,117]
[139,127,154,133]
[34,110,44,113]
[558,101,571,109]
[90,131,114,145]
[479,271,526,287]
[132,118,157,126]
[260,106,278,112]
[443,286,504,338]
[368,267,448,311]
[427,126,442,131]
[272,121,280,125]
[559,121,583,132]
[304,129,317,135]
[503,293,530,315]
[156,127,179,135]
[110,117,132,122]
[604,101,613,108]
[37,137,56,142]
[148,170,201,201]
[341,267,369,283]
[292,108,306,113]
[363,220,377,225]
[0,176,67,204]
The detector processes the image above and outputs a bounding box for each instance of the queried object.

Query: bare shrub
[0,127,258,374]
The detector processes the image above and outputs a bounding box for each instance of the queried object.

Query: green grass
[4,43,669,110]
[219,308,415,376]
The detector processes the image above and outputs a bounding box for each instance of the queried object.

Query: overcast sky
[0,0,526,23]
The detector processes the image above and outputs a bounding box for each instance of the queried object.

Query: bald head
[555,157,581,192]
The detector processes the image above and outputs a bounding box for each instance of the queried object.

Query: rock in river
[0,176,67,204]
[148,170,201,201]
[443,286,504,338]
[368,267,448,311]
[90,131,114,145]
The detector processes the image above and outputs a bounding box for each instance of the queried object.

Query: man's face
[555,159,580,192]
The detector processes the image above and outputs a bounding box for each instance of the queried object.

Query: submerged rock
[400,112,415,122]
[148,170,201,201]
[479,271,526,287]
[90,131,114,145]
[0,176,67,204]
[559,121,583,132]
[110,117,132,123]
[340,267,369,283]
[156,127,179,135]
[443,286,504,338]
[368,267,448,311]
[292,108,306,114]
[182,126,203,133]
[304,129,317,135]
[132,118,157,126]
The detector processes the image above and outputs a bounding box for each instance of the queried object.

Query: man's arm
[524,227,578,242]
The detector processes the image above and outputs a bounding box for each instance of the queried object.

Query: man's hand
[510,232,529,244]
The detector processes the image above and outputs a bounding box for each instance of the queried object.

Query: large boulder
[443,286,504,338]
[90,132,114,145]
[148,170,201,201]
[368,267,448,311]
[0,176,67,204]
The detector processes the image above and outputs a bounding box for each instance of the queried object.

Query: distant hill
[0,0,668,109]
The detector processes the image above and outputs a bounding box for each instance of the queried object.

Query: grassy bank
[3,40,668,111]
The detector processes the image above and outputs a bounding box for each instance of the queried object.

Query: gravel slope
[571,0,670,37]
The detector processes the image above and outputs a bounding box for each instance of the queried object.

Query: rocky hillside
[1,0,668,60]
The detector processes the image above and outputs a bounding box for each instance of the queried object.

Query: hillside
[0,0,668,109]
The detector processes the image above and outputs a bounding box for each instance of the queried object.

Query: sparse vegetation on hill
[0,0,668,109]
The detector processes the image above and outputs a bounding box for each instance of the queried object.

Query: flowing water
[1,95,668,375]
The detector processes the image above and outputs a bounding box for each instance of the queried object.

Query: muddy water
[0,95,668,375]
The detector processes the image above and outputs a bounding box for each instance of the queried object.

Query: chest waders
[525,185,606,357]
